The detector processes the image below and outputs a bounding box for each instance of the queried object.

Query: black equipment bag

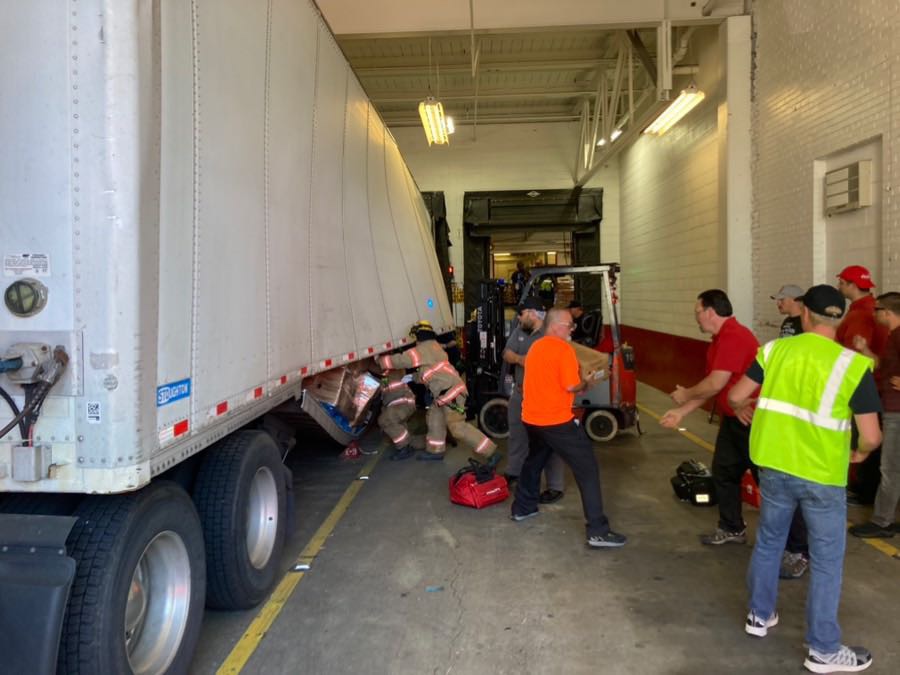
[670,459,718,507]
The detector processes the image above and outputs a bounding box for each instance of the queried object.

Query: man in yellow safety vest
[728,285,882,674]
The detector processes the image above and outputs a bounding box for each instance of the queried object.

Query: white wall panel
[194,0,269,415]
[341,82,393,349]
[367,117,418,337]
[267,0,318,375]
[308,26,354,359]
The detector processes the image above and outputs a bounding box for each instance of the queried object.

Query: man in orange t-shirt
[510,308,626,548]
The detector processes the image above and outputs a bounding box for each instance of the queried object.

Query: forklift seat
[574,309,604,347]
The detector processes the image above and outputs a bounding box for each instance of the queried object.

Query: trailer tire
[584,409,619,442]
[479,397,510,439]
[59,481,206,675]
[193,430,286,610]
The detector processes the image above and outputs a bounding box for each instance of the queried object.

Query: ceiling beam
[353,57,622,77]
[373,88,595,104]
[384,113,582,126]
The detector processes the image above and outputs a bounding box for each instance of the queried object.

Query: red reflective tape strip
[347,352,355,361]
[367,347,375,354]
[300,367,309,375]
[174,419,189,437]
[280,375,288,385]
[324,359,333,368]
[254,387,263,398]
[386,341,393,349]
[216,401,228,416]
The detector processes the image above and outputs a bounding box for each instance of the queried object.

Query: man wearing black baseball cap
[728,284,882,673]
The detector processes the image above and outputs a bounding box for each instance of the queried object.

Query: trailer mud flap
[0,514,78,675]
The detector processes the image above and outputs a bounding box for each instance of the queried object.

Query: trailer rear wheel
[479,397,510,439]
[584,409,619,442]
[193,430,287,610]
[60,481,205,675]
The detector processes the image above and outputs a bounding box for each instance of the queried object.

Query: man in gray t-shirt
[502,297,565,502]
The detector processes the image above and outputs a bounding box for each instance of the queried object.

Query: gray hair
[807,310,841,328]
[546,308,571,327]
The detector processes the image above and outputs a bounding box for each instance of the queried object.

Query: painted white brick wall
[752,0,900,340]
[619,27,724,338]
[391,122,620,293]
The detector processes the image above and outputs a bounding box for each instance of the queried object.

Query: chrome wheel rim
[125,531,192,675]
[246,466,279,569]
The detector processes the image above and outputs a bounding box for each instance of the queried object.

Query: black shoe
[539,489,564,504]
[389,446,415,461]
[510,509,539,522]
[587,531,627,548]
[416,451,445,462]
[848,521,895,539]
[504,473,519,486]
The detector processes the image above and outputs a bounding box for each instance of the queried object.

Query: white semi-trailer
[0,1,452,672]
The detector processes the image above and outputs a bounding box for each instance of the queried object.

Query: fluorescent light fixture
[643,84,706,135]
[596,137,607,147]
[610,128,622,142]
[493,252,511,257]
[418,96,454,145]
[547,251,557,255]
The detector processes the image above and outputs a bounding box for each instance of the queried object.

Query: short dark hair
[697,289,733,317]
[877,292,900,315]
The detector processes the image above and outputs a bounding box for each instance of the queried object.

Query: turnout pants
[378,403,416,448]
[506,389,565,490]
[514,420,612,538]
[425,396,497,457]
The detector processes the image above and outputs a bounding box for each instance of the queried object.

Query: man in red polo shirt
[662,289,759,545]
[836,265,888,355]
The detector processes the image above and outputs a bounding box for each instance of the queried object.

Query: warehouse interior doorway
[461,188,604,320]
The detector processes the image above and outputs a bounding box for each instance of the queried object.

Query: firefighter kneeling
[377,368,425,461]
[378,323,497,462]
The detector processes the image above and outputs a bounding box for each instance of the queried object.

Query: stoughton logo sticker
[157,379,191,407]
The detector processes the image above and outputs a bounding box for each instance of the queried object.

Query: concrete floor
[190,383,900,674]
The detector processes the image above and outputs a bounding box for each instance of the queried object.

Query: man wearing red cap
[835,265,888,356]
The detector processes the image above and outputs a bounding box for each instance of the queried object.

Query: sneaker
[803,645,872,673]
[848,521,895,539]
[745,611,778,637]
[779,551,809,579]
[539,489,564,504]
[586,531,627,548]
[510,509,539,522]
[700,527,747,545]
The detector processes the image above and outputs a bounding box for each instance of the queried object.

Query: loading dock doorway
[462,188,604,319]
[421,191,453,304]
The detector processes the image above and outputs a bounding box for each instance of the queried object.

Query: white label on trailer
[3,253,50,277]
[86,401,101,424]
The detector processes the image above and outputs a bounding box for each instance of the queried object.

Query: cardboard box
[571,341,610,383]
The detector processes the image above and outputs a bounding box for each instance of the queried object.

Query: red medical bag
[449,459,509,509]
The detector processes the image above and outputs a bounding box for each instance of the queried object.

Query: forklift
[465,264,639,443]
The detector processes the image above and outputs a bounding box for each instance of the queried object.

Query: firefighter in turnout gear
[377,368,424,461]
[378,323,498,461]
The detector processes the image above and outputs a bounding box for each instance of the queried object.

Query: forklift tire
[478,397,510,439]
[193,430,287,610]
[60,481,206,675]
[584,409,619,442]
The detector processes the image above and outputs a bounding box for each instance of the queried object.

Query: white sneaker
[745,611,778,637]
[804,645,872,673]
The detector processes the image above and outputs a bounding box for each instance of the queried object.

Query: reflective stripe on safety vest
[755,397,851,432]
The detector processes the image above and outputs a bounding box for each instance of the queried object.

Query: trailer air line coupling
[0,345,69,441]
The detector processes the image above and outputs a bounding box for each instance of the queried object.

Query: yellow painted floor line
[217,450,384,674]
[638,403,900,561]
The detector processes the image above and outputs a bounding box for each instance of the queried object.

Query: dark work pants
[513,420,611,538]
[712,415,757,533]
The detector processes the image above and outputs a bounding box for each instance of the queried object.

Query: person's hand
[733,399,756,426]
[891,375,900,392]
[850,450,869,464]
[660,409,685,429]
[852,335,869,353]
[670,385,689,406]
[567,379,589,394]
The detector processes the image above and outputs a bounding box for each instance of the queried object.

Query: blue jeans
[747,468,847,653]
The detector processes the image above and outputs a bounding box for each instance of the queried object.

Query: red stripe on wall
[621,324,709,401]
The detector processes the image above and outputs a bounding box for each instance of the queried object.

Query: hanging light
[418,96,454,146]
[643,84,706,135]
